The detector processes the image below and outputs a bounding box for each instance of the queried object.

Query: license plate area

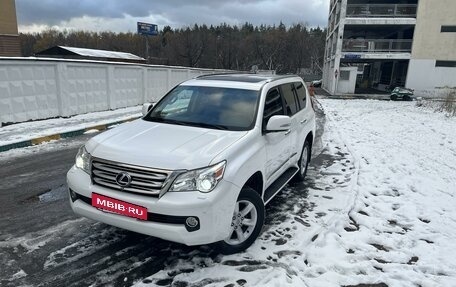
[92,193,148,220]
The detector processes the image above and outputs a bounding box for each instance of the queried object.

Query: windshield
[144,85,259,131]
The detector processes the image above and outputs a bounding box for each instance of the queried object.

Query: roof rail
[196,72,255,79]
[265,74,301,83]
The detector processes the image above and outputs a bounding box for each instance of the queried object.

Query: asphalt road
[0,102,326,287]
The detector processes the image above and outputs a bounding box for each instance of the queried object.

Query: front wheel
[294,140,311,182]
[215,187,265,255]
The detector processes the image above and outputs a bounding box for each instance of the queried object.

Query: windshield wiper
[147,117,188,126]
[147,117,228,130]
[190,122,229,130]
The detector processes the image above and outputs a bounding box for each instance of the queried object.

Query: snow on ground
[0,106,141,146]
[0,136,86,161]
[2,99,454,286]
[132,101,357,287]
[134,99,456,287]
[311,99,456,286]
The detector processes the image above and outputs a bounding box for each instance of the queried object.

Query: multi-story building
[0,0,21,57]
[406,0,456,96]
[322,0,456,97]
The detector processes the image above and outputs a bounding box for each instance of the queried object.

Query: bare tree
[19,23,327,73]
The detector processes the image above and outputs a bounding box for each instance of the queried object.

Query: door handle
[284,130,291,135]
[300,119,307,124]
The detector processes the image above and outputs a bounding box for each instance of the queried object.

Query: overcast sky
[16,0,329,33]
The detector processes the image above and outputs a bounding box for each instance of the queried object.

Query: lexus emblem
[115,172,132,187]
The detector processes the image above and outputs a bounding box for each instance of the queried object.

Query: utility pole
[144,35,149,63]
[215,35,221,69]
[215,30,221,69]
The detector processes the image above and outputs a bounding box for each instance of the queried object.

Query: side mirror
[142,103,155,116]
[266,115,291,133]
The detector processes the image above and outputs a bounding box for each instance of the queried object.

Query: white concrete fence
[0,57,222,125]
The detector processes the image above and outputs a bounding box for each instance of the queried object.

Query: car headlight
[75,146,91,174]
[170,161,226,193]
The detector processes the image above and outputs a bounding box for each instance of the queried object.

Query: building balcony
[342,39,412,53]
[346,4,417,18]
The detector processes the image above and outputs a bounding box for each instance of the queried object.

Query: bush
[441,89,456,116]
[415,88,456,117]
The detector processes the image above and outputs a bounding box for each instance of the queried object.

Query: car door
[279,82,301,160]
[293,81,313,147]
[263,87,291,182]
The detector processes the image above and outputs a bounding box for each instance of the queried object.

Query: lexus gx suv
[67,73,316,254]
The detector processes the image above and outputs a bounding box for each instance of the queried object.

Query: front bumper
[67,165,240,246]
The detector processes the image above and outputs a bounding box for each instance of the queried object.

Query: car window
[263,87,284,130]
[160,89,192,115]
[145,86,259,131]
[280,83,299,116]
[294,81,307,109]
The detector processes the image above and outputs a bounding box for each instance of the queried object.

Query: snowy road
[1,99,455,287]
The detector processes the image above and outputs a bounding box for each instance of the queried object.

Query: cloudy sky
[16,0,329,33]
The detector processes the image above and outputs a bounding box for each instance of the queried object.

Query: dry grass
[441,89,456,116]
[416,89,456,117]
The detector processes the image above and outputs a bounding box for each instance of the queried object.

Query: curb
[0,117,140,153]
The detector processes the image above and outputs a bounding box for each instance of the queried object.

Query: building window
[340,70,350,81]
[436,61,456,68]
[441,26,456,32]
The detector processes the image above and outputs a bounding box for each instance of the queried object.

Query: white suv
[67,73,316,254]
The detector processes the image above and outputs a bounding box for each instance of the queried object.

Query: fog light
[69,189,77,202]
[186,217,198,228]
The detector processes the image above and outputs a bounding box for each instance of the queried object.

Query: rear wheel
[294,140,311,182]
[391,94,398,101]
[215,187,265,254]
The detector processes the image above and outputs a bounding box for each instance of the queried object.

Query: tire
[391,94,398,101]
[403,95,411,101]
[294,139,311,182]
[214,187,265,255]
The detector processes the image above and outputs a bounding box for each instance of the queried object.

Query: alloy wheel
[224,200,258,245]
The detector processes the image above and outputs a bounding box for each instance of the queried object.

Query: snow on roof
[59,46,144,60]
[53,46,144,61]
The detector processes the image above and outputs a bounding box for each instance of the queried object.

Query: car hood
[85,119,248,170]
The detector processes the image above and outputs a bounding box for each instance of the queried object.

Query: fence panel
[0,58,224,125]
[146,68,168,102]
[0,62,58,123]
[65,64,109,116]
[112,67,143,109]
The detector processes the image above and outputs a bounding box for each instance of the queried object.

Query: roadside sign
[344,54,362,59]
[137,22,158,36]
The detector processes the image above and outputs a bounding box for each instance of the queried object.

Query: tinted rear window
[281,83,299,116]
[294,82,307,109]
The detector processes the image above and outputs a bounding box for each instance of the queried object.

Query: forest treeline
[19,23,326,74]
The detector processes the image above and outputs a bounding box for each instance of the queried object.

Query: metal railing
[342,39,413,52]
[346,4,417,18]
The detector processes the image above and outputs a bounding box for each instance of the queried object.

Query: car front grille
[91,158,172,197]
